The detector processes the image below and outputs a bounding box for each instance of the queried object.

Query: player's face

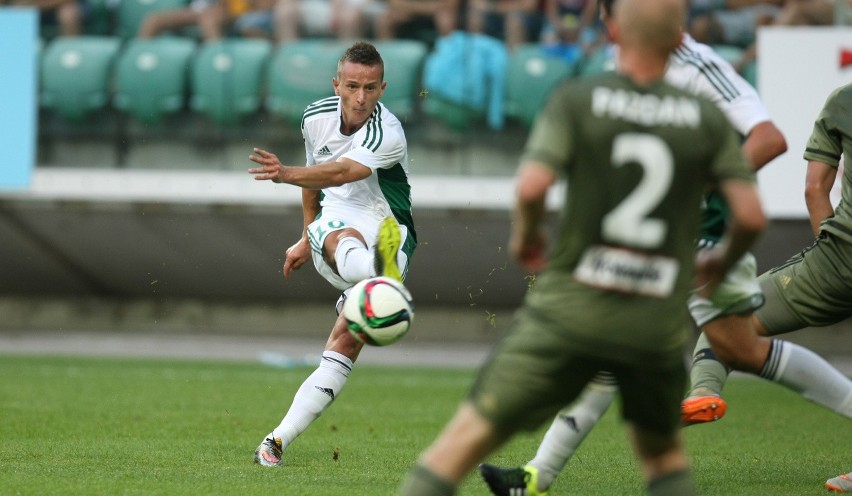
[333,61,386,134]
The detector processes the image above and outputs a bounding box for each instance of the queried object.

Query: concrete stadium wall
[2,168,850,354]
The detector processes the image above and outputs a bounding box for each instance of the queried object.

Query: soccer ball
[343,276,414,346]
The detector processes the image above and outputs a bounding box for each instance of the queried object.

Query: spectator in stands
[373,0,460,43]
[10,0,84,37]
[466,0,546,51]
[687,0,781,50]
[273,0,385,41]
[137,0,275,41]
[540,0,600,61]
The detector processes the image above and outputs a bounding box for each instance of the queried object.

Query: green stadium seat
[504,44,574,128]
[40,36,122,122]
[116,0,189,39]
[576,45,613,77]
[371,40,429,122]
[710,44,745,67]
[113,37,197,124]
[189,38,272,126]
[265,40,347,126]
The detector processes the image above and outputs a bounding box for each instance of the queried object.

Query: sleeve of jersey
[803,90,842,168]
[340,127,405,171]
[691,56,770,136]
[302,122,316,167]
[521,84,573,172]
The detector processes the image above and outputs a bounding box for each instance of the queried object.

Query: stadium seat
[504,44,574,128]
[710,44,745,67]
[113,37,197,124]
[265,40,348,126]
[116,0,189,39]
[576,45,614,77]
[40,36,122,122]
[190,38,272,125]
[371,39,429,121]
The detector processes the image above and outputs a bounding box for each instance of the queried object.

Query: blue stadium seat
[265,40,347,126]
[504,44,574,128]
[40,36,122,122]
[114,37,197,124]
[371,40,429,122]
[190,38,272,125]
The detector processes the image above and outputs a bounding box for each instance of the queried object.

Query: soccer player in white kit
[247,41,416,467]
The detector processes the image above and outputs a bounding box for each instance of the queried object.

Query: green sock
[647,469,696,496]
[687,332,730,396]
[399,464,456,496]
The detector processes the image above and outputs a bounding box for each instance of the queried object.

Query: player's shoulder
[827,81,852,105]
[370,101,403,128]
[300,96,340,129]
[669,33,727,68]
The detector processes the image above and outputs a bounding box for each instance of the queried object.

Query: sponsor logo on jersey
[317,145,332,156]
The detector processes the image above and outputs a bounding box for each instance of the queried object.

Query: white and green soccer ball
[343,276,414,346]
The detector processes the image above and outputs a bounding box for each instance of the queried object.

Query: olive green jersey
[804,82,852,243]
[521,73,755,362]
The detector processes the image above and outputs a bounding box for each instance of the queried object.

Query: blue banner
[0,9,38,190]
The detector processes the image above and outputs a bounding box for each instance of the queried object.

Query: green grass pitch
[1,354,848,495]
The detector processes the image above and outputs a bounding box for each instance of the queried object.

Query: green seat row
[39,36,429,127]
[40,36,589,130]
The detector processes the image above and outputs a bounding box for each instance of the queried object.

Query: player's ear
[333,77,341,96]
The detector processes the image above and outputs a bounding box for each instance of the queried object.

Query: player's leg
[255,313,364,466]
[320,216,406,284]
[479,373,618,495]
[682,253,764,424]
[402,402,512,495]
[750,235,852,418]
[416,307,596,495]
[620,356,695,496]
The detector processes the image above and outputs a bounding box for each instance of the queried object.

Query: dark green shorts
[755,233,852,335]
[468,307,686,436]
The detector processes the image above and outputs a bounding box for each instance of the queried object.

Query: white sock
[762,340,852,418]
[269,351,353,449]
[335,236,375,283]
[529,375,618,491]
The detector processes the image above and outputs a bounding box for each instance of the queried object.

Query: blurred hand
[693,247,727,298]
[248,148,286,183]
[510,229,547,273]
[283,238,311,279]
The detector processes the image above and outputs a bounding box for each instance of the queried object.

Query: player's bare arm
[804,160,837,236]
[248,148,372,188]
[741,120,787,171]
[510,161,555,272]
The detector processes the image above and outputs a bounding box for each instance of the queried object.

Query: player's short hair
[338,41,385,81]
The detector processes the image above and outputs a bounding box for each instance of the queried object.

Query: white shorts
[688,252,764,327]
[307,206,411,292]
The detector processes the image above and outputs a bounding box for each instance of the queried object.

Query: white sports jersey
[609,33,771,136]
[666,34,770,136]
[301,96,413,222]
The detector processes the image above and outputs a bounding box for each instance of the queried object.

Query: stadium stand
[116,0,189,39]
[371,39,429,122]
[40,35,122,123]
[114,37,198,125]
[265,39,345,126]
[504,43,574,128]
[190,38,272,126]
